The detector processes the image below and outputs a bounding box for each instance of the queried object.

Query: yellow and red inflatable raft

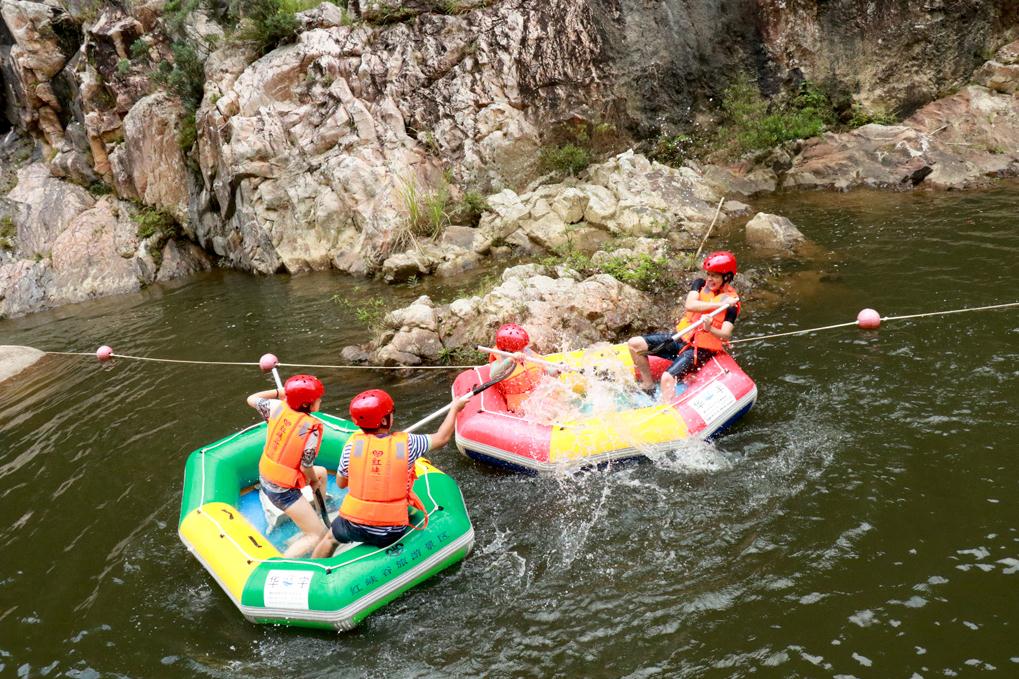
[452,343,756,473]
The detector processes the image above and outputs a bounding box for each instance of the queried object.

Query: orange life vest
[339,432,428,528]
[489,353,542,412]
[258,403,323,489]
[675,282,740,353]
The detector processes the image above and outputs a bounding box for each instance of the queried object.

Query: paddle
[266,362,331,529]
[404,364,513,433]
[647,302,733,354]
[476,346,581,373]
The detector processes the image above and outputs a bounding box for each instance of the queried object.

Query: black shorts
[330,516,406,548]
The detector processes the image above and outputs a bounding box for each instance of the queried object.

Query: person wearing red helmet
[627,250,741,400]
[246,374,330,558]
[311,388,470,557]
[488,323,545,412]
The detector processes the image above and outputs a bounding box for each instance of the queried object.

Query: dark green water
[1,185,1017,677]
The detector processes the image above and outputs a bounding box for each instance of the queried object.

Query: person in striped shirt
[312,389,470,557]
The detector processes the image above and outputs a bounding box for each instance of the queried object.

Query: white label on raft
[264,570,314,610]
[686,381,737,425]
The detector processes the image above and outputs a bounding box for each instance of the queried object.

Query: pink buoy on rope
[857,308,881,329]
[259,353,279,372]
[96,345,114,362]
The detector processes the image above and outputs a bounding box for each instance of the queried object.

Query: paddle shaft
[648,302,732,354]
[477,346,580,372]
[404,371,509,433]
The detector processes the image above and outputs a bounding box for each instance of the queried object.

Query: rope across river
[28,300,1019,370]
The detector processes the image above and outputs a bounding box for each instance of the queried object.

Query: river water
[1,185,1017,677]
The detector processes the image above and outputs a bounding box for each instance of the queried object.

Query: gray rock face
[8,163,96,258]
[1,0,75,146]
[474,151,728,256]
[193,1,605,275]
[0,170,216,318]
[110,93,190,222]
[156,238,213,282]
[755,0,1014,116]
[780,85,1019,191]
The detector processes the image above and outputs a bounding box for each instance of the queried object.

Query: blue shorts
[262,484,303,511]
[330,516,406,548]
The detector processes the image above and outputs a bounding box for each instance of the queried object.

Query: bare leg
[312,531,338,559]
[282,499,327,558]
[659,372,677,404]
[627,336,654,390]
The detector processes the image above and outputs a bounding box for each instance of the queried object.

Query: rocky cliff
[0,0,1016,319]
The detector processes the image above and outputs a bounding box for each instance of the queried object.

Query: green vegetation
[150,41,205,151]
[332,292,388,334]
[650,75,902,166]
[399,178,452,239]
[539,143,592,177]
[451,190,490,226]
[133,207,182,268]
[88,181,113,196]
[363,2,414,25]
[540,245,680,293]
[0,216,15,250]
[162,0,202,37]
[133,207,179,240]
[231,0,346,54]
[713,74,833,159]
[178,110,198,152]
[116,58,131,76]
[438,345,484,365]
[539,119,622,178]
[129,37,150,62]
[151,42,205,111]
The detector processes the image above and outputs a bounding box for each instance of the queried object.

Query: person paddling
[246,375,330,558]
[487,323,545,413]
[312,389,470,558]
[627,251,741,402]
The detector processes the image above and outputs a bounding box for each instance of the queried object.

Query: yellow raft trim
[179,501,281,601]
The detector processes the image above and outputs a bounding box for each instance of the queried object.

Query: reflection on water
[1,185,1019,676]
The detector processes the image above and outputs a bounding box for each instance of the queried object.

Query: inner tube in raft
[453,343,757,474]
[178,412,475,630]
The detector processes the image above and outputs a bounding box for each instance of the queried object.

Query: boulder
[0,345,45,383]
[745,212,805,251]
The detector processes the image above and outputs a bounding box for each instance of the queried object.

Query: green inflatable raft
[178,412,475,630]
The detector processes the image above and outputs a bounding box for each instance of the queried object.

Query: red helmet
[495,323,530,352]
[702,250,737,275]
[349,389,395,429]
[284,374,324,410]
